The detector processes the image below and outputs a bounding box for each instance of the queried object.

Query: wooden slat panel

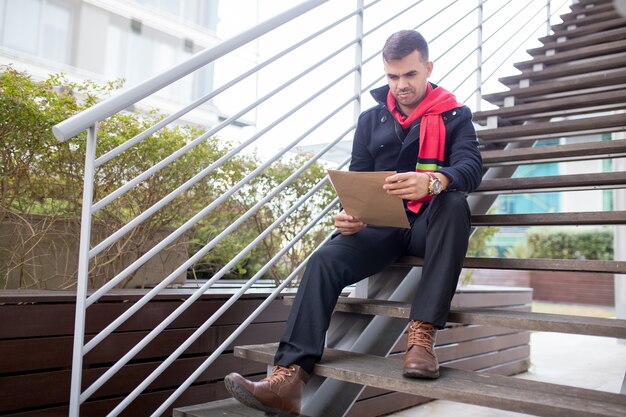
[235,344,626,417]
[471,211,626,226]
[0,354,265,412]
[0,322,286,373]
[396,256,626,274]
[330,298,626,338]
[475,171,626,194]
[0,297,291,339]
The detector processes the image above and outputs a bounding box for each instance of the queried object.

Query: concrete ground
[387,303,626,417]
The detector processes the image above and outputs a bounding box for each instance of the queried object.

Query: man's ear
[426,61,434,78]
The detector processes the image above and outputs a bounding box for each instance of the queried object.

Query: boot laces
[262,365,295,386]
[407,320,436,353]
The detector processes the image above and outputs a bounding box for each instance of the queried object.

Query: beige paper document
[328,170,410,229]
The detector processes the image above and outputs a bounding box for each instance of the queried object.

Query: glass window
[104,24,123,79]
[126,30,153,87]
[3,0,42,54]
[41,2,71,63]
[0,0,6,39]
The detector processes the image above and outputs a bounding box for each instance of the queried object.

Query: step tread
[500,56,626,88]
[474,89,626,122]
[471,211,626,226]
[482,69,626,104]
[529,27,626,56]
[395,256,626,275]
[173,398,267,417]
[476,171,626,193]
[542,16,626,42]
[480,139,626,166]
[331,298,626,338]
[514,39,626,70]
[477,114,626,141]
[235,344,626,417]
[552,10,621,31]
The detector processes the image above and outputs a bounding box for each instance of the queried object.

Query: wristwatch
[427,172,443,196]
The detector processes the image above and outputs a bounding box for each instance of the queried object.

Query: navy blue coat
[349,84,483,194]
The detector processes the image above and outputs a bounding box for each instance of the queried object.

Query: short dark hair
[382,30,429,62]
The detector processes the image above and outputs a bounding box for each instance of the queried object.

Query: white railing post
[476,0,484,112]
[547,0,552,35]
[69,123,98,417]
[354,0,364,122]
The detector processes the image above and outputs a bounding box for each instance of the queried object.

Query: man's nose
[397,77,408,90]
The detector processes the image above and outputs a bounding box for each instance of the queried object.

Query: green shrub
[526,227,613,260]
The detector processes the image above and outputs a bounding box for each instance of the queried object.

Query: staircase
[217,0,626,416]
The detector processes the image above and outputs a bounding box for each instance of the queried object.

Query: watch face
[432,179,442,195]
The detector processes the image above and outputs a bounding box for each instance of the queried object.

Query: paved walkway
[387,332,626,417]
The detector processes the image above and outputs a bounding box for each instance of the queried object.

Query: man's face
[384,50,433,115]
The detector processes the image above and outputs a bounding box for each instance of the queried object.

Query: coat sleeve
[349,111,375,172]
[437,106,483,193]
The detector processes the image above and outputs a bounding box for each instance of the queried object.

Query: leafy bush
[526,227,613,260]
[0,66,334,288]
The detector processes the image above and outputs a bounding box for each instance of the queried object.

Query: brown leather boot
[224,364,310,415]
[402,320,440,379]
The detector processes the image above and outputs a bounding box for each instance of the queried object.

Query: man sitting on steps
[224,29,483,416]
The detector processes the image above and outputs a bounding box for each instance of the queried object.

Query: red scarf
[386,84,462,213]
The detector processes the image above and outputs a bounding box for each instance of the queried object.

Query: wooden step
[569,0,614,13]
[529,27,626,57]
[474,89,626,124]
[560,3,616,22]
[471,211,626,226]
[540,17,626,43]
[476,171,626,193]
[395,256,626,274]
[514,39,626,71]
[174,398,266,417]
[235,344,626,417]
[330,298,626,338]
[481,139,626,166]
[477,114,626,143]
[482,68,626,106]
[499,55,626,87]
[552,10,621,31]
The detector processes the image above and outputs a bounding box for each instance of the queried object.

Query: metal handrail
[52,0,329,142]
[54,1,574,415]
[94,8,361,168]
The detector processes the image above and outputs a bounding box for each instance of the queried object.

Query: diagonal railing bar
[483,0,514,25]
[84,118,356,347]
[481,2,547,67]
[152,233,336,417]
[152,204,338,417]
[91,38,359,214]
[86,91,358,308]
[361,0,426,38]
[428,1,470,44]
[479,0,569,89]
[482,0,535,46]
[55,2,580,415]
[88,65,361,261]
[107,161,349,416]
[94,9,362,168]
[360,0,463,92]
[52,0,329,143]
[463,0,571,103]
[81,140,353,401]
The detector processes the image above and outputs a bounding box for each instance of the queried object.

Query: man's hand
[383,172,449,200]
[335,211,366,235]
